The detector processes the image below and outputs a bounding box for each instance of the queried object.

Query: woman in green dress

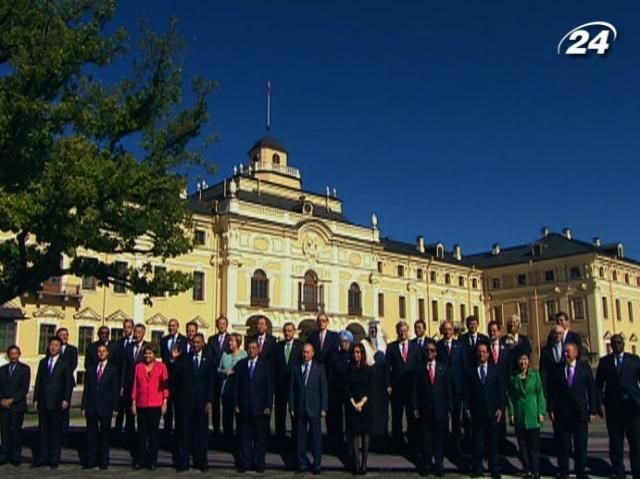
[507,352,546,479]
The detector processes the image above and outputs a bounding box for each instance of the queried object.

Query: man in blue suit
[464,342,506,479]
[290,342,328,474]
[234,340,273,473]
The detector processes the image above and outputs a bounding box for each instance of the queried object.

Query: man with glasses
[540,325,565,395]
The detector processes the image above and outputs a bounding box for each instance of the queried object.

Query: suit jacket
[506,370,546,429]
[60,343,79,385]
[248,333,277,364]
[308,330,340,364]
[412,361,452,421]
[81,361,120,416]
[385,340,420,391]
[34,355,73,411]
[170,352,214,412]
[0,362,31,412]
[273,339,303,392]
[84,340,117,370]
[540,342,565,393]
[436,338,467,396]
[501,334,532,374]
[160,333,188,365]
[547,360,598,423]
[488,340,511,380]
[460,332,490,364]
[112,335,134,370]
[207,331,232,366]
[122,340,150,398]
[411,337,430,352]
[596,352,640,409]
[463,362,506,418]
[546,330,583,357]
[289,361,328,419]
[234,357,273,416]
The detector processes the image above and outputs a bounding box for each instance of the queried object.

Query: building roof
[380,238,465,266]
[249,136,287,154]
[461,232,637,269]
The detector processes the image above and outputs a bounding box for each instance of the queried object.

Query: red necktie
[429,363,435,385]
[401,342,408,363]
[97,363,104,381]
[259,336,264,352]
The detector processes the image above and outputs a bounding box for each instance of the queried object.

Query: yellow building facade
[0,137,637,383]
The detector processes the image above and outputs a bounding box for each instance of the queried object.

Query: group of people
[0,312,638,479]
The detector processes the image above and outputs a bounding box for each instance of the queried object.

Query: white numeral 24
[565,29,611,55]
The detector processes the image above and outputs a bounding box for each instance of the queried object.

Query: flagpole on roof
[266,80,272,135]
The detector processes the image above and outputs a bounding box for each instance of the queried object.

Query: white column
[227,259,239,325]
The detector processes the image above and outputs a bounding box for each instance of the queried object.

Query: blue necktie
[193,355,199,371]
[616,355,623,375]
[249,361,255,379]
[480,365,487,384]
[48,359,54,376]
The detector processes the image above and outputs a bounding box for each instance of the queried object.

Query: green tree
[0,0,216,305]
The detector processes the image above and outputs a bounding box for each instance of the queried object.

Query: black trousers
[238,413,268,470]
[295,413,322,470]
[36,409,63,466]
[421,416,446,473]
[327,392,345,447]
[515,427,540,476]
[554,419,588,478]
[221,393,238,444]
[606,400,640,479]
[175,407,209,470]
[390,389,411,445]
[86,415,112,468]
[212,382,222,433]
[136,407,161,467]
[0,410,24,465]
[274,391,290,439]
[163,397,175,434]
[448,396,463,455]
[471,413,500,475]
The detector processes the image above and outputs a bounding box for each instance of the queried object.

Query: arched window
[348,283,362,316]
[446,302,454,321]
[625,273,630,284]
[299,270,320,312]
[445,273,451,285]
[250,270,269,307]
[272,153,280,165]
[613,271,618,281]
[599,267,605,278]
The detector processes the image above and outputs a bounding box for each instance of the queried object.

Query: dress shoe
[132,463,142,470]
[49,464,58,470]
[312,468,322,475]
[491,473,501,479]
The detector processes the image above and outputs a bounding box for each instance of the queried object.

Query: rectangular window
[192,271,205,301]
[615,298,622,321]
[570,266,582,279]
[518,301,529,323]
[545,300,558,322]
[417,268,423,280]
[446,303,454,321]
[628,301,634,323]
[473,305,480,318]
[472,278,478,289]
[431,300,439,322]
[544,270,555,282]
[397,265,404,278]
[492,278,501,289]
[111,328,124,343]
[113,261,128,293]
[417,298,425,321]
[78,326,94,355]
[494,305,503,324]
[194,229,206,246]
[458,276,465,287]
[460,304,466,321]
[517,274,527,286]
[572,297,586,321]
[82,275,97,291]
[151,330,163,349]
[430,271,437,282]
[602,296,609,319]
[38,324,56,354]
[399,296,406,319]
[377,262,383,274]
[378,293,385,317]
[0,321,17,353]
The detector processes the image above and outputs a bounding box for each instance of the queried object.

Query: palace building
[0,135,637,383]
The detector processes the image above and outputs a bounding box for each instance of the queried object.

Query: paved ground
[0,413,630,478]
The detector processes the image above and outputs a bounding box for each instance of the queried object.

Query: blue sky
[113,1,640,256]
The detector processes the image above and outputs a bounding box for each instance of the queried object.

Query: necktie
[320,332,325,351]
[554,344,561,363]
[285,342,292,365]
[133,343,139,359]
[480,365,487,384]
[472,335,476,346]
[259,336,264,352]
[193,354,199,371]
[303,363,309,386]
[97,363,104,381]
[48,358,54,376]
[218,334,224,349]
[401,342,408,362]
[418,338,423,347]
[567,364,575,387]
[428,363,435,385]
[249,360,255,379]
[492,343,499,363]
[616,355,623,374]
[447,341,452,356]
[9,364,15,376]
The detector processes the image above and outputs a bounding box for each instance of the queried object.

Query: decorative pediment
[0,301,27,319]
[146,313,169,326]
[105,309,132,323]
[191,315,210,329]
[73,307,102,322]
[33,306,64,319]
[630,334,638,342]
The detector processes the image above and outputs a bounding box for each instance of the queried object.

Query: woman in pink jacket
[131,344,169,470]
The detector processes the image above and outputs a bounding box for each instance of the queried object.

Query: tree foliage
[0,0,217,305]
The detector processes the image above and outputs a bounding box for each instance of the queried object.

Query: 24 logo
[557,21,617,55]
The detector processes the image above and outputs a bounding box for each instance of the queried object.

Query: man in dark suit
[207,315,231,434]
[436,320,467,460]
[464,342,505,478]
[160,318,187,435]
[56,327,78,442]
[413,340,452,477]
[412,319,429,350]
[0,345,30,466]
[33,336,73,469]
[113,318,134,433]
[81,343,120,469]
[290,342,328,474]
[501,315,532,374]
[170,333,213,472]
[273,322,302,444]
[249,315,277,365]
[488,321,510,451]
[121,323,149,456]
[385,320,421,451]
[84,326,116,370]
[547,342,597,479]
[596,334,640,479]
[234,339,273,473]
[540,325,566,394]
[184,320,199,356]
[547,311,583,357]
[460,315,490,364]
